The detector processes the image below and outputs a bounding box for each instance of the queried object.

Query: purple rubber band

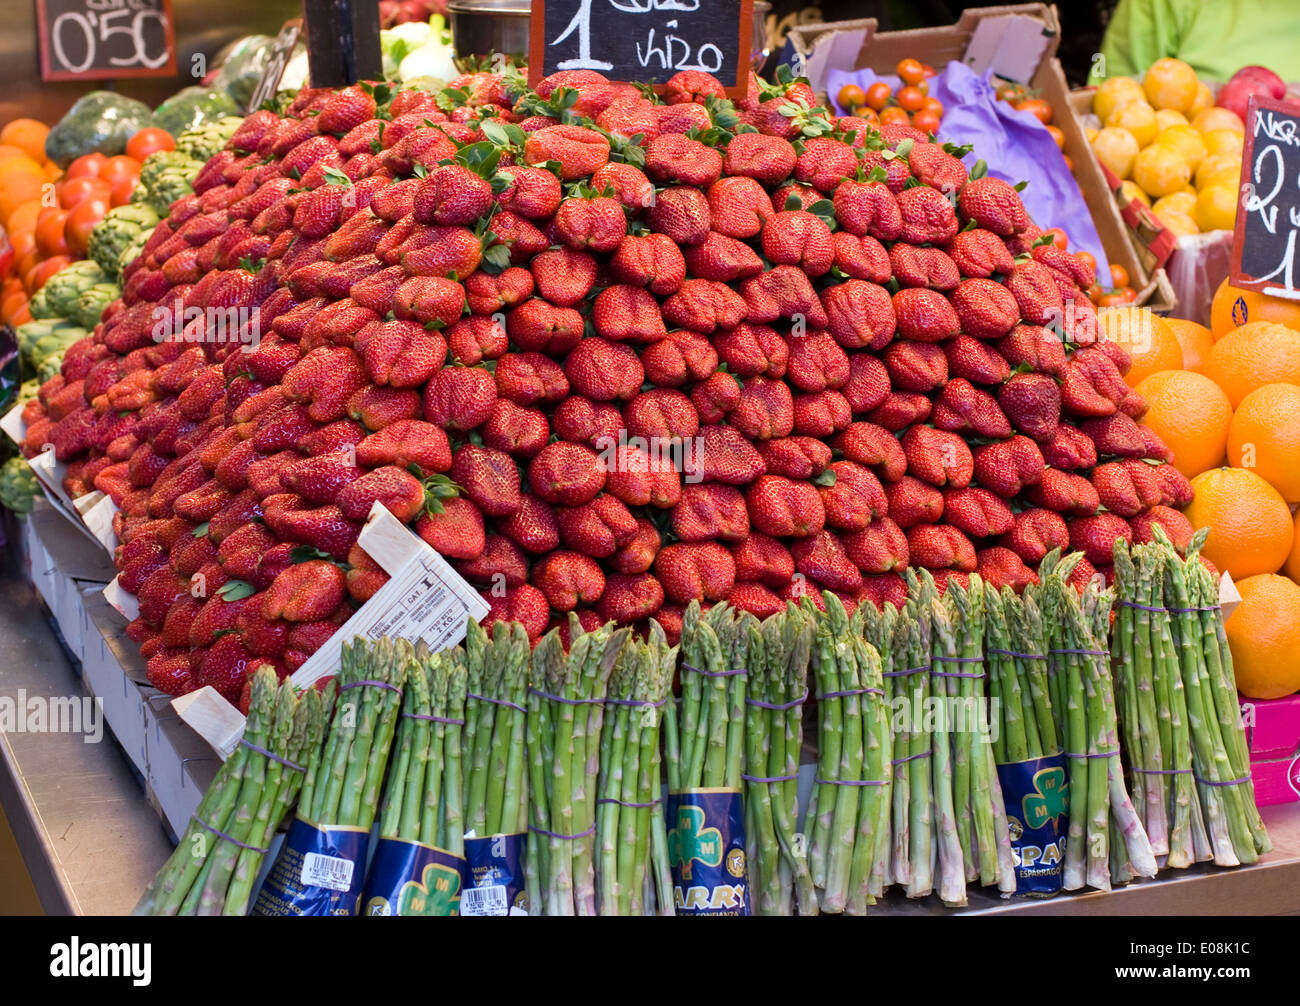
[1195,774,1252,787]
[1168,605,1221,613]
[820,687,884,699]
[745,690,809,710]
[1116,600,1166,612]
[1050,648,1110,658]
[883,664,930,677]
[743,772,799,783]
[402,712,466,726]
[892,748,932,765]
[1132,766,1193,775]
[340,679,403,695]
[192,815,269,854]
[931,669,985,679]
[596,798,659,808]
[528,687,604,706]
[815,777,888,787]
[681,663,747,678]
[529,823,596,840]
[1065,749,1120,759]
[467,692,528,714]
[986,648,1048,661]
[240,739,305,774]
[605,696,668,708]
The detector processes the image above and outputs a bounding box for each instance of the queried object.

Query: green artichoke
[176,115,245,162]
[27,287,57,320]
[43,261,106,317]
[36,353,64,385]
[0,456,41,515]
[89,204,160,279]
[133,150,204,215]
[76,282,120,329]
[119,225,155,277]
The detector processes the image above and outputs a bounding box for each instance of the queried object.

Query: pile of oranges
[0,117,174,328]
[1109,280,1300,700]
[836,58,944,134]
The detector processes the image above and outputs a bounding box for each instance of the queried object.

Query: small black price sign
[36,0,177,82]
[247,19,303,114]
[528,0,753,97]
[1230,93,1300,302]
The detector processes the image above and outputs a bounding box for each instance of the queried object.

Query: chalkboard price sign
[1229,93,1300,301]
[36,0,177,82]
[528,0,754,97]
[247,20,303,114]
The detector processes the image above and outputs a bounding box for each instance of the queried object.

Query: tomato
[836,84,866,112]
[0,289,26,324]
[65,153,106,179]
[865,81,892,112]
[854,107,880,126]
[1046,124,1066,150]
[879,106,911,126]
[9,303,30,325]
[996,81,1028,103]
[35,208,69,256]
[920,63,937,79]
[98,155,142,186]
[921,96,944,117]
[109,174,138,207]
[126,128,175,162]
[16,246,39,281]
[1118,285,1138,303]
[1014,97,1053,125]
[1110,263,1130,288]
[897,58,926,86]
[59,175,111,209]
[1044,227,1068,251]
[1062,153,1074,173]
[27,254,70,293]
[1076,250,1097,275]
[9,228,35,261]
[64,196,110,256]
[897,85,926,112]
[910,109,942,135]
[1086,283,1104,304]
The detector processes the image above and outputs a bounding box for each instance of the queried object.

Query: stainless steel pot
[448,0,772,74]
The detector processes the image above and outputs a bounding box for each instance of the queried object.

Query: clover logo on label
[1021,765,1069,831]
[667,804,724,881]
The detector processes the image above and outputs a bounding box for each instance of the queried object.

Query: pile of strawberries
[18,65,1197,705]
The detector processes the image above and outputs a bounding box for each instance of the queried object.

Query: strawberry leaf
[1033,233,1058,248]
[969,158,989,180]
[435,86,470,113]
[943,140,975,159]
[290,545,333,564]
[734,122,759,134]
[481,243,512,274]
[412,162,428,179]
[813,469,837,488]
[866,165,888,184]
[217,579,256,601]
[1013,179,1029,192]
[961,218,979,232]
[783,194,804,211]
[479,118,512,147]
[192,522,210,538]
[704,95,739,131]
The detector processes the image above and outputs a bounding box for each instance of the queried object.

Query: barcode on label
[301,852,355,893]
[461,884,508,916]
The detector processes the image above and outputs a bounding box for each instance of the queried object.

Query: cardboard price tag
[103,575,141,622]
[27,449,105,547]
[80,493,119,556]
[0,400,27,445]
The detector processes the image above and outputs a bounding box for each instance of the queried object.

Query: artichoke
[154,86,241,136]
[27,287,57,320]
[89,204,161,279]
[43,261,106,317]
[76,283,120,329]
[133,149,203,215]
[0,456,41,515]
[176,115,245,162]
[36,353,64,385]
[138,149,203,192]
[119,225,155,277]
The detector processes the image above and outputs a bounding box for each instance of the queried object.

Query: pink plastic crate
[1241,693,1300,807]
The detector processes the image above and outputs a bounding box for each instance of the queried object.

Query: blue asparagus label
[361,837,466,916]
[462,833,528,916]
[995,754,1069,896]
[253,818,369,916]
[667,789,751,915]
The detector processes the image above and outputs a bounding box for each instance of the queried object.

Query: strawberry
[656,102,713,135]
[564,337,644,402]
[554,196,627,253]
[392,275,466,328]
[348,385,421,430]
[682,231,764,282]
[835,355,889,416]
[756,436,829,480]
[706,176,774,239]
[722,131,796,184]
[1078,413,1149,459]
[882,340,949,393]
[455,534,529,588]
[490,165,561,221]
[1137,426,1174,463]
[664,69,726,104]
[528,441,606,506]
[193,634,255,704]
[1061,348,1144,418]
[1004,260,1065,326]
[833,232,892,283]
[482,395,549,459]
[1068,512,1132,566]
[740,265,828,327]
[422,366,497,431]
[671,483,750,542]
[907,524,977,572]
[856,573,908,611]
[761,210,834,276]
[611,517,661,575]
[602,443,682,509]
[355,319,446,389]
[1066,556,1103,593]
[281,347,368,422]
[596,573,663,625]
[714,323,788,379]
[345,543,389,602]
[218,524,280,579]
[497,494,561,553]
[975,547,1038,592]
[592,285,668,343]
[1149,462,1194,507]
[942,335,1011,386]
[279,453,365,504]
[746,475,825,538]
[494,353,569,407]
[971,436,1045,498]
[896,185,959,245]
[842,518,909,574]
[464,268,535,316]
[316,85,376,135]
[480,584,550,643]
[553,395,626,448]
[832,180,902,240]
[819,460,887,531]
[998,373,1062,443]
[832,422,906,482]
[412,164,493,226]
[138,566,192,626]
[957,177,1029,235]
[188,592,250,648]
[645,133,724,187]
[380,128,459,176]
[416,497,485,560]
[730,532,796,589]
[949,278,1020,339]
[590,162,656,215]
[932,377,1013,439]
[892,287,960,343]
[295,419,366,459]
[947,227,1018,278]
[727,376,794,441]
[883,475,944,528]
[449,445,522,517]
[648,186,712,246]
[272,505,362,560]
[1041,424,1099,470]
[523,124,611,180]
[1130,505,1193,551]
[608,233,687,296]
[623,388,699,443]
[1091,460,1162,517]
[337,466,425,522]
[597,97,660,142]
[907,142,968,193]
[943,486,1016,538]
[790,529,863,592]
[792,389,851,437]
[793,136,857,193]
[532,551,606,611]
[784,332,848,394]
[398,226,483,279]
[997,324,1067,378]
[556,494,638,557]
[728,582,786,620]
[683,424,760,486]
[901,425,973,488]
[1023,468,1101,516]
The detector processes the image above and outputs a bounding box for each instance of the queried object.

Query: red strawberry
[692,423,766,486]
[648,186,712,246]
[975,547,1038,592]
[480,584,550,643]
[218,524,280,579]
[506,297,585,355]
[449,445,521,517]
[896,185,959,245]
[532,552,606,611]
[728,582,785,620]
[715,323,788,379]
[882,340,949,392]
[623,388,699,443]
[528,441,606,506]
[833,181,902,240]
[482,400,550,458]
[495,165,563,219]
[856,573,908,611]
[907,524,977,572]
[645,133,723,187]
[553,396,626,449]
[337,466,425,522]
[791,389,851,437]
[1078,413,1148,459]
[596,97,660,142]
[611,517,661,575]
[193,634,255,704]
[1004,260,1064,326]
[422,366,497,431]
[596,573,663,624]
[1150,463,1194,507]
[746,475,825,538]
[839,354,891,414]
[602,443,682,509]
[272,505,362,561]
[740,265,828,328]
[416,497,485,560]
[790,530,863,592]
[464,267,535,315]
[722,131,796,184]
[188,592,249,648]
[554,196,627,253]
[730,533,796,589]
[949,278,1020,339]
[354,419,450,475]
[728,376,794,441]
[1130,505,1194,551]
[682,231,764,282]
[497,494,561,554]
[592,285,668,342]
[280,453,364,504]
[345,544,389,603]
[281,347,368,422]
[590,162,656,214]
[398,226,483,279]
[355,319,446,389]
[654,542,738,607]
[890,244,960,291]
[997,324,1067,378]
[1091,460,1162,517]
[883,476,944,528]
[1023,468,1101,516]
[833,232,892,283]
[794,136,857,193]
[756,436,830,480]
[761,210,834,276]
[932,377,1013,439]
[907,142,968,192]
[657,100,714,135]
[947,227,1017,278]
[998,373,1062,443]
[892,287,959,343]
[494,352,570,407]
[412,164,492,225]
[556,495,638,557]
[901,425,973,488]
[1067,512,1132,566]
[1041,424,1099,470]
[563,337,644,402]
[609,233,687,296]
[664,69,725,104]
[843,518,909,574]
[1061,347,1143,418]
[671,483,750,542]
[350,265,409,315]
[706,176,774,239]
[942,335,1011,385]
[941,486,1016,538]
[529,249,598,308]
[833,422,907,482]
[317,86,376,135]
[1066,556,1102,593]
[348,385,421,430]
[957,177,1029,235]
[786,331,849,393]
[523,124,610,180]
[392,275,466,328]
[455,534,528,588]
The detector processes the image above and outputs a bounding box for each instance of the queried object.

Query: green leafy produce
[153,86,241,136]
[42,260,106,317]
[176,115,244,162]
[37,353,63,384]
[27,287,56,321]
[44,91,156,166]
[0,457,40,514]
[89,203,159,279]
[133,150,204,215]
[75,282,120,329]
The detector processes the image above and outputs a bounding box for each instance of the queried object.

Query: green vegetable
[133,150,204,215]
[89,204,159,279]
[42,260,106,317]
[45,91,156,166]
[75,282,120,329]
[0,457,40,514]
[27,287,56,320]
[153,87,241,137]
[119,224,156,277]
[37,353,63,384]
[176,115,244,162]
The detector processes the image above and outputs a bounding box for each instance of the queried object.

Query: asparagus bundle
[527,617,628,916]
[894,576,936,900]
[859,601,899,900]
[742,605,816,916]
[595,623,675,915]
[364,642,468,915]
[806,593,891,915]
[134,669,329,916]
[462,619,531,842]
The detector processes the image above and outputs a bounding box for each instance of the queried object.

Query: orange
[5,198,40,238]
[1284,511,1300,582]
[0,119,49,163]
[1132,143,1191,197]
[1143,57,1199,113]
[1224,574,1300,699]
[1155,124,1206,171]
[1162,317,1214,371]
[1202,320,1300,406]
[1095,306,1183,385]
[1105,100,1158,146]
[1192,106,1245,135]
[1118,179,1150,206]
[0,160,46,223]
[1194,184,1237,231]
[1185,467,1294,580]
[1210,278,1300,338]
[1135,369,1232,478]
[1156,210,1199,237]
[1202,128,1243,160]
[1092,76,1145,121]
[1194,152,1241,190]
[1154,108,1189,132]
[1092,126,1140,179]
[1187,81,1214,119]
[0,143,28,163]
[1226,382,1300,501]
[1151,191,1196,219]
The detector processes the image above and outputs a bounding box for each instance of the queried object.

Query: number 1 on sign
[552,0,614,70]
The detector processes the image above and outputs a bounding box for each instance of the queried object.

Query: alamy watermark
[0,690,103,743]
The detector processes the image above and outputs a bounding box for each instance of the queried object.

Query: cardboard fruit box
[787,3,1176,314]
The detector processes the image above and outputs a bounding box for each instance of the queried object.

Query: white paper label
[27,449,103,544]
[103,574,141,622]
[460,884,509,917]
[301,851,355,892]
[81,493,119,555]
[0,400,27,444]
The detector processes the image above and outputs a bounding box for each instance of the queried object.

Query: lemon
[1157,210,1200,237]
[1195,152,1242,190]
[1120,179,1151,206]
[1153,191,1197,218]
[1155,108,1190,131]
[1203,128,1244,160]
[1187,81,1214,119]
[1106,100,1159,146]
[1092,126,1141,178]
[1192,107,1245,135]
